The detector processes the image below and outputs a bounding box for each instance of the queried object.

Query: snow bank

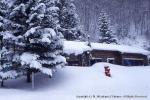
[0,63,150,100]
[63,41,149,55]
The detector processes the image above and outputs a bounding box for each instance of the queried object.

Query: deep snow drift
[0,63,150,100]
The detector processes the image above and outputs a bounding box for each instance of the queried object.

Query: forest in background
[75,0,150,49]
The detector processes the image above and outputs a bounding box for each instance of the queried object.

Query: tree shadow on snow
[2,69,68,91]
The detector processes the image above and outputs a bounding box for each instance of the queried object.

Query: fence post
[32,72,35,89]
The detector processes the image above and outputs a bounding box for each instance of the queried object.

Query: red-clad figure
[104,66,111,77]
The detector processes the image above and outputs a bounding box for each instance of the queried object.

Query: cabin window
[67,61,79,66]
[107,58,115,64]
[123,58,144,66]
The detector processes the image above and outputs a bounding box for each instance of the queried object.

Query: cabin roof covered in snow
[63,41,91,55]
[63,41,150,55]
[91,42,149,55]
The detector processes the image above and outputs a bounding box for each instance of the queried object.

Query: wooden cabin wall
[90,50,122,65]
[65,50,149,66]
[122,53,149,66]
[65,51,91,66]
[88,50,149,66]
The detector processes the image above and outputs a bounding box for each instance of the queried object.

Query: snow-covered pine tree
[8,0,66,82]
[56,0,85,40]
[0,0,8,32]
[0,46,18,87]
[98,11,117,44]
[0,0,8,16]
[0,0,19,87]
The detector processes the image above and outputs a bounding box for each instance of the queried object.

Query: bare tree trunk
[1,80,4,87]
[27,69,31,83]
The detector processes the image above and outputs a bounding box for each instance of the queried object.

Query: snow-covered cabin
[63,41,149,66]
[63,41,91,66]
[90,43,149,66]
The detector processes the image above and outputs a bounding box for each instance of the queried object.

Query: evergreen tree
[0,44,18,87]
[98,11,117,44]
[0,0,19,86]
[56,0,85,40]
[8,0,66,82]
[0,0,8,31]
[0,0,8,16]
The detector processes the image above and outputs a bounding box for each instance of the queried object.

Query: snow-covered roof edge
[91,42,149,55]
[63,40,91,55]
[63,41,150,56]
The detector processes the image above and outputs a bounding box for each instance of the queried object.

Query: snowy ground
[0,63,150,100]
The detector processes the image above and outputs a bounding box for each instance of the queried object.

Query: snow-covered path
[0,63,150,100]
